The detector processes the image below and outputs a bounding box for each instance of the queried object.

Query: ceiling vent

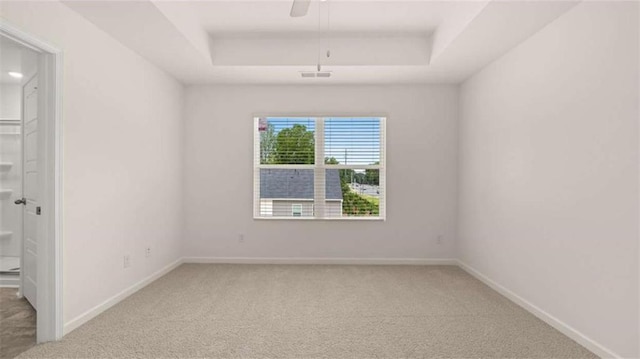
[300,72,332,78]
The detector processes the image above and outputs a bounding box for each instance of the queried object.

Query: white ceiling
[0,35,39,84]
[192,1,463,34]
[63,0,578,85]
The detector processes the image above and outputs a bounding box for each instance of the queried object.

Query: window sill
[253,216,385,221]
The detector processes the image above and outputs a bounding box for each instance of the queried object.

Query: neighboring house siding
[326,201,343,217]
[267,200,342,217]
[258,169,344,217]
[272,201,314,217]
[324,201,344,218]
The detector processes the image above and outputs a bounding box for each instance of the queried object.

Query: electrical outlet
[436,235,444,245]
[145,247,152,258]
[123,254,131,268]
[239,234,245,243]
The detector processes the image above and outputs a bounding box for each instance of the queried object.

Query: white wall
[0,84,20,119]
[458,2,639,357]
[184,85,458,260]
[0,2,184,328]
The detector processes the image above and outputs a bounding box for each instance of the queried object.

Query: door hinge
[36,206,41,215]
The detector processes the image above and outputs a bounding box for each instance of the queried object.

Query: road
[348,183,380,197]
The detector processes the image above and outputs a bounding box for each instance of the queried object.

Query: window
[291,204,303,217]
[254,117,386,220]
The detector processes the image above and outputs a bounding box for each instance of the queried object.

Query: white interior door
[21,75,38,310]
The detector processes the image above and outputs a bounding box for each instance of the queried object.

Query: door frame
[0,21,63,342]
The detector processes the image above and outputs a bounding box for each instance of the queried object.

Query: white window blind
[254,117,385,220]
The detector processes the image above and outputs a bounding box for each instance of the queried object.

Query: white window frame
[291,204,303,217]
[253,116,386,221]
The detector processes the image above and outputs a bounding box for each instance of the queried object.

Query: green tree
[260,124,277,164]
[273,124,314,164]
[325,157,379,216]
[364,161,380,185]
[340,169,355,186]
[341,187,379,216]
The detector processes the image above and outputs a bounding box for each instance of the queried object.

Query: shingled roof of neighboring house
[260,169,343,200]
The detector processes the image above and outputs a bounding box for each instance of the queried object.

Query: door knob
[14,198,26,205]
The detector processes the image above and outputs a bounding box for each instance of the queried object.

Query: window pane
[324,118,380,166]
[259,117,315,165]
[325,168,380,218]
[291,204,303,217]
[260,168,314,217]
[255,116,384,220]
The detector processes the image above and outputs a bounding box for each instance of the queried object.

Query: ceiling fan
[290,0,332,77]
[290,0,311,17]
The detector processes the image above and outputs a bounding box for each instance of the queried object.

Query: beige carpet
[17,264,597,358]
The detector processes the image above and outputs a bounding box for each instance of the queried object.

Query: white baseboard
[0,276,20,288]
[456,260,620,359]
[63,258,183,335]
[183,257,457,265]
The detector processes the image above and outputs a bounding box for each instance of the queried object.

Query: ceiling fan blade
[290,0,311,17]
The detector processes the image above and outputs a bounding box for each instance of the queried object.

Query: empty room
[0,0,638,358]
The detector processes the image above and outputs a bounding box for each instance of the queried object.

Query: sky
[263,117,381,166]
